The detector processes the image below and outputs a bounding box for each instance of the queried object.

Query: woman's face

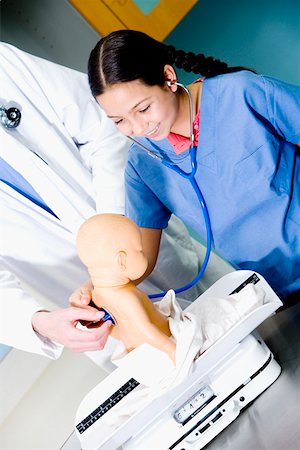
[97,79,179,140]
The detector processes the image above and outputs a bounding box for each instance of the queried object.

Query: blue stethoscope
[130,81,213,299]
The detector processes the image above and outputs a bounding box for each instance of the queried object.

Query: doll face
[97,79,179,141]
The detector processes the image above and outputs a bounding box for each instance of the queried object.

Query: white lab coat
[0,43,221,359]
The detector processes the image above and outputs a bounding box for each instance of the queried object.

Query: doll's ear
[117,251,127,271]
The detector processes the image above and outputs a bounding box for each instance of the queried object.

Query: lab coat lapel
[1,131,96,233]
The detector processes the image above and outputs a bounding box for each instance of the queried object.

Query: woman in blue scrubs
[87,30,300,303]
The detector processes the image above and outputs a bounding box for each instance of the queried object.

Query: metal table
[205,302,300,450]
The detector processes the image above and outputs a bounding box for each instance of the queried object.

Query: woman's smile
[145,124,160,138]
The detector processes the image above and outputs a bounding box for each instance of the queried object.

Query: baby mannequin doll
[76,213,176,363]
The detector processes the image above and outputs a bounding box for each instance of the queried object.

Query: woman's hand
[69,279,94,307]
[31,307,112,352]
[69,279,105,328]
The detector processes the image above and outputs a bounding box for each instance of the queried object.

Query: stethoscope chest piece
[99,307,116,325]
[0,105,22,129]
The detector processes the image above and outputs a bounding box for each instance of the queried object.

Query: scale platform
[74,270,283,450]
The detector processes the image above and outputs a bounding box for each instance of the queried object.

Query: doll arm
[137,320,176,363]
[118,295,176,363]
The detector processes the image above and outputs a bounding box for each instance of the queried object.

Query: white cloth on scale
[105,283,266,427]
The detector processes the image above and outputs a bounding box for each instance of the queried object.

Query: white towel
[197,283,265,352]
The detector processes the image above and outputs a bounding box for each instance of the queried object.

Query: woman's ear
[117,251,127,271]
[164,64,178,92]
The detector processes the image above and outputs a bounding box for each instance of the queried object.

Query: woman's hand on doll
[69,279,107,329]
[69,278,93,307]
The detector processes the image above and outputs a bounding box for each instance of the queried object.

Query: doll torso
[92,286,172,352]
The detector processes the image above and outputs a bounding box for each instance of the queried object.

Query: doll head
[76,214,148,286]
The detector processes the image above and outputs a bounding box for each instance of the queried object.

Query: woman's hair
[88,29,251,97]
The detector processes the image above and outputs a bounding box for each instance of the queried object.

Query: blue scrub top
[125,71,300,298]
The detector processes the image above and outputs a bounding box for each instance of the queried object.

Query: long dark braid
[88,30,253,97]
[166,46,247,77]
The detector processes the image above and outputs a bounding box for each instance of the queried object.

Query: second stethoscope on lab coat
[130,81,213,299]
[0,105,22,128]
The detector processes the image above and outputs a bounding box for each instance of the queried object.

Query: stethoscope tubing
[129,80,214,299]
[148,145,213,299]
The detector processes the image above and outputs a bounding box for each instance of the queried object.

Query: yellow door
[68,0,197,40]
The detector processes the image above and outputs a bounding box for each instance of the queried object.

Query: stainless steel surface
[205,303,300,450]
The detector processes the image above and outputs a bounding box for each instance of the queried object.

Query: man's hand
[31,307,112,352]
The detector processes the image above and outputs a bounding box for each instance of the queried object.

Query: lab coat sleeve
[46,68,130,214]
[74,104,130,214]
[0,269,63,359]
[33,48,130,214]
[58,83,130,214]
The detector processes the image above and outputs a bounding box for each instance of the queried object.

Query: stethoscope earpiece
[166,80,178,88]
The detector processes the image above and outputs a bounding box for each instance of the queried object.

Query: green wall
[165,0,300,85]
